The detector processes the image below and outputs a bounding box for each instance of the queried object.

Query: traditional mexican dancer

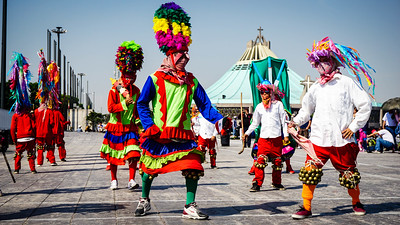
[243,81,289,191]
[9,52,37,174]
[290,37,373,219]
[197,113,219,169]
[51,108,69,161]
[99,40,143,190]
[35,50,56,166]
[135,2,222,220]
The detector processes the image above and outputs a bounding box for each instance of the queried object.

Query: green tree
[86,111,105,131]
[0,80,14,110]
[29,82,39,109]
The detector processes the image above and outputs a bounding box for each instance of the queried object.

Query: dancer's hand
[342,128,354,139]
[287,121,297,128]
[126,97,134,106]
[283,136,290,144]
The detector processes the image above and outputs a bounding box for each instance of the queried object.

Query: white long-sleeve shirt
[245,101,288,138]
[293,74,371,147]
[199,114,218,139]
[191,116,200,136]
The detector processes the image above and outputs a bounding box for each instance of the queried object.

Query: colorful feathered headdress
[36,50,60,109]
[257,80,285,100]
[115,40,144,73]
[8,52,32,114]
[307,37,375,92]
[153,2,192,55]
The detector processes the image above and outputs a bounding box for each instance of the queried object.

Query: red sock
[110,164,118,181]
[129,160,137,180]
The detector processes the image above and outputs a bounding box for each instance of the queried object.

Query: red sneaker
[105,164,111,170]
[292,206,312,219]
[353,202,366,215]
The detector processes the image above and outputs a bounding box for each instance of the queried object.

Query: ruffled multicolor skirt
[139,138,204,175]
[100,131,141,165]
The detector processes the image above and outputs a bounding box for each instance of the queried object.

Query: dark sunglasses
[260,90,270,95]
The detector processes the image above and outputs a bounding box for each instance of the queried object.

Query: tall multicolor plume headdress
[256,80,285,101]
[306,37,376,94]
[8,52,32,114]
[115,40,144,73]
[153,2,192,55]
[36,49,60,109]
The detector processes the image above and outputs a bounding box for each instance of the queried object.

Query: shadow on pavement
[164,201,298,215]
[4,186,108,195]
[0,202,123,220]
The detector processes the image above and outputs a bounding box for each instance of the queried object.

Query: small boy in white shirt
[244,80,289,191]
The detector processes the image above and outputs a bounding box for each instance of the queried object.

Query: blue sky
[2,0,399,113]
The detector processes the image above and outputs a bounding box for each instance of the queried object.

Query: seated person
[367,127,395,153]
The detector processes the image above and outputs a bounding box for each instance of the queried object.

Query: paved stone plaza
[0,132,399,224]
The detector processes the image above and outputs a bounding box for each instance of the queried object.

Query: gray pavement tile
[25,219,72,225]
[0,221,26,225]
[72,202,118,219]
[1,132,400,224]
[71,218,117,225]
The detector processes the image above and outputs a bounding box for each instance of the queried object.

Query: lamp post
[1,0,7,109]
[77,73,86,104]
[51,27,67,96]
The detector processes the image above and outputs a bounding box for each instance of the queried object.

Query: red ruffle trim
[105,123,138,133]
[141,124,161,139]
[124,151,141,160]
[159,127,194,140]
[154,71,195,86]
[102,138,140,151]
[141,153,203,174]
[100,152,126,166]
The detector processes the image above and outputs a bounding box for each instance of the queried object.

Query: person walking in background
[8,52,37,174]
[382,109,399,150]
[51,109,70,162]
[99,40,144,191]
[382,109,398,136]
[197,113,219,169]
[35,52,58,167]
[35,104,55,166]
[239,108,253,147]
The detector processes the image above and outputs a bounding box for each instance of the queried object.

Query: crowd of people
[5,1,397,222]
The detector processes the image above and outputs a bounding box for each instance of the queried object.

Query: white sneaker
[127,179,139,190]
[110,180,118,190]
[134,197,151,216]
[182,202,209,220]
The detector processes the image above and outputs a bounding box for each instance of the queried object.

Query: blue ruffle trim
[103,131,139,144]
[141,138,198,156]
